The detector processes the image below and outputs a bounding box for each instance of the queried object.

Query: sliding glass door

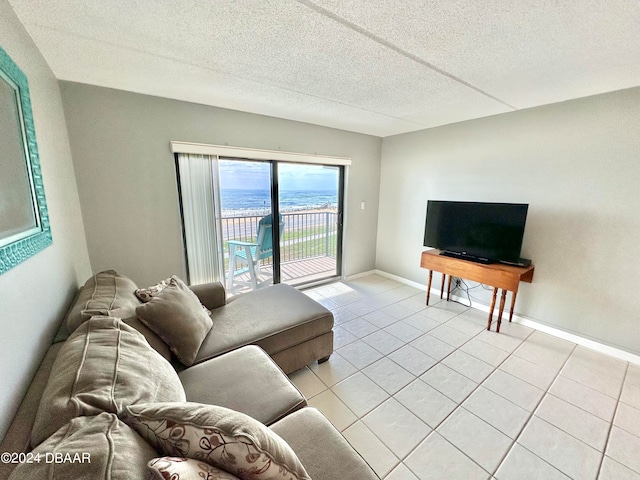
[217,158,343,294]
[277,162,342,286]
[218,159,274,291]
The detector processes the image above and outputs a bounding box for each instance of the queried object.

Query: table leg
[440,274,446,299]
[487,287,498,330]
[496,289,507,333]
[509,291,517,322]
[446,275,452,301]
[426,270,433,305]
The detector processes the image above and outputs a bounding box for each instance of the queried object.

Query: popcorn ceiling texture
[9,0,640,136]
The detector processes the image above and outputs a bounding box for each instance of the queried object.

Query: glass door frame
[172,142,351,290]
[269,162,345,286]
[271,161,281,285]
[221,158,345,288]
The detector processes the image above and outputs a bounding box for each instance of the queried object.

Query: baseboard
[344,270,378,281]
[374,269,640,366]
[373,269,426,290]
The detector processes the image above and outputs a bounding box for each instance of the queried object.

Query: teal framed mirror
[0,46,51,274]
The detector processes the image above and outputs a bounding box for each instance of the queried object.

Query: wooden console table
[420,250,534,333]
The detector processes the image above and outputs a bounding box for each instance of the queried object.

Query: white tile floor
[289,274,640,480]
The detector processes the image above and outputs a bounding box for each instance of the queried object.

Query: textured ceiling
[8,0,640,137]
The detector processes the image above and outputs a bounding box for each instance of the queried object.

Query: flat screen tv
[423,201,529,265]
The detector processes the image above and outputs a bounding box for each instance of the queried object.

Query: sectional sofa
[0,270,379,479]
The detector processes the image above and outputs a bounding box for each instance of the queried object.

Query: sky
[218,159,339,191]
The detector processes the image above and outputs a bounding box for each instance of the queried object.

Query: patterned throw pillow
[148,457,240,480]
[135,278,171,302]
[124,402,311,480]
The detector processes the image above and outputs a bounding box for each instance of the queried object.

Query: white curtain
[177,153,223,285]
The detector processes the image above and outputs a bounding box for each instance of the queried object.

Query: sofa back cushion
[124,402,311,480]
[65,270,141,333]
[10,413,157,480]
[31,317,186,446]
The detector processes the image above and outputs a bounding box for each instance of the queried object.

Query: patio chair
[227,213,284,290]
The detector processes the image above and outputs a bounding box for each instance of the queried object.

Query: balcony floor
[226,255,337,296]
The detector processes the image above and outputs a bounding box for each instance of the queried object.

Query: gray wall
[0,3,91,440]
[377,87,640,355]
[60,82,382,287]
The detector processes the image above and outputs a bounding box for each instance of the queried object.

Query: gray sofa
[0,270,378,480]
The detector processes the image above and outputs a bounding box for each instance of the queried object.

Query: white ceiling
[9,0,640,137]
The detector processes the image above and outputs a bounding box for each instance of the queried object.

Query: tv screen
[423,201,528,264]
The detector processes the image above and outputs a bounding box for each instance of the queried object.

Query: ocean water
[221,188,337,216]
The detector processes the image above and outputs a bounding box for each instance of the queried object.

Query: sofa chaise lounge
[0,270,379,479]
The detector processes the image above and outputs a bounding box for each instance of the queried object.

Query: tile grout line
[332,299,487,477]
[373,311,535,478]
[311,278,638,479]
[411,320,537,477]
[489,343,579,478]
[308,356,362,434]
[594,361,629,479]
[340,303,465,476]
[358,304,519,411]
[311,280,589,478]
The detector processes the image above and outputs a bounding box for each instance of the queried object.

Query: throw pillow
[122,315,172,361]
[136,276,213,366]
[31,317,186,447]
[10,413,156,480]
[124,402,311,480]
[149,457,240,480]
[135,277,171,302]
[136,275,211,314]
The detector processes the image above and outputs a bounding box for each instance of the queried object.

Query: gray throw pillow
[136,276,213,366]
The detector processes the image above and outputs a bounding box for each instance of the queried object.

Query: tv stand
[420,249,535,333]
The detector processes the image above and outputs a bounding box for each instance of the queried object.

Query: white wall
[59,82,382,287]
[377,87,640,355]
[0,2,91,440]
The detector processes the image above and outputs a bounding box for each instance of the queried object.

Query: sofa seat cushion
[31,317,186,447]
[194,284,333,365]
[148,457,240,479]
[9,413,157,480]
[124,402,311,480]
[270,407,379,480]
[65,270,141,333]
[179,346,306,425]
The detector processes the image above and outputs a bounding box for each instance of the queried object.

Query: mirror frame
[0,46,52,275]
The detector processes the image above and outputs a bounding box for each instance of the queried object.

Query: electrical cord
[446,278,472,307]
[447,278,494,308]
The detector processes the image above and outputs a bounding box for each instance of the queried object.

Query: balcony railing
[221,211,338,266]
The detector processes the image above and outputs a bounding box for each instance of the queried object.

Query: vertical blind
[175,143,351,287]
[177,153,223,285]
